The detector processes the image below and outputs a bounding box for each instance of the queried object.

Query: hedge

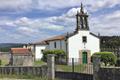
[92,52,117,66]
[42,50,66,62]
[115,58,120,66]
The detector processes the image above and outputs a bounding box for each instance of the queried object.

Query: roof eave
[90,32,99,39]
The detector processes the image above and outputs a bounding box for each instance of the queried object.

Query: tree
[92,52,117,66]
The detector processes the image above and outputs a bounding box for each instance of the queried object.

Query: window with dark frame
[82,36,87,43]
[54,42,56,48]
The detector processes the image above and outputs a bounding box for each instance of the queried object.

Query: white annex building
[27,4,100,64]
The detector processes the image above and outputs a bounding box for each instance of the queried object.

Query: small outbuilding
[10,48,33,66]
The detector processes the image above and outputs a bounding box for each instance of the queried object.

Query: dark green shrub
[0,60,1,66]
[92,52,117,66]
[115,58,120,66]
[42,50,66,62]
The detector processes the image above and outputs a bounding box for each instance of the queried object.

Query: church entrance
[79,50,91,64]
[82,51,88,64]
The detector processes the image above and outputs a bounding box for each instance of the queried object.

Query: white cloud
[0,27,4,32]
[8,34,23,40]
[14,17,32,26]
[0,16,64,31]
[105,11,120,20]
[45,7,120,36]
[39,22,64,31]
[0,1,120,43]
[0,15,66,43]
[0,0,81,12]
[0,0,119,13]
[0,17,13,26]
[17,27,39,35]
[6,22,16,27]
[45,7,82,31]
[34,0,120,12]
[18,27,34,32]
[37,0,81,10]
[89,10,120,35]
[0,0,32,12]
[84,0,120,12]
[0,17,64,39]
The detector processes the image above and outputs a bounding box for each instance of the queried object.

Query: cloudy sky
[0,0,120,43]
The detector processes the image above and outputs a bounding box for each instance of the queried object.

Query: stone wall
[92,55,120,80]
[0,66,47,76]
[12,55,33,66]
[56,71,93,80]
[97,67,120,80]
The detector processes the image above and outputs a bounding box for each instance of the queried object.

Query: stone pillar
[93,55,101,80]
[47,54,55,80]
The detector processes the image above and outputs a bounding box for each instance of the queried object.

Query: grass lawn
[0,74,63,80]
[0,74,48,80]
[56,64,86,72]
[0,59,9,66]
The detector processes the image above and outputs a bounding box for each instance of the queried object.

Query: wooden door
[82,52,88,64]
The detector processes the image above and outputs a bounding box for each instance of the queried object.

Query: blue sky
[0,0,120,43]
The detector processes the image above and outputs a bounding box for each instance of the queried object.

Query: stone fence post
[93,55,101,80]
[47,54,55,80]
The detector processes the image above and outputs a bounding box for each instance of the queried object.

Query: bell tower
[75,3,89,33]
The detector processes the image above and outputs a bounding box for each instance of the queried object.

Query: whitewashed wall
[68,31,100,60]
[88,34,100,55]
[48,40,67,53]
[30,40,67,60]
[35,45,47,60]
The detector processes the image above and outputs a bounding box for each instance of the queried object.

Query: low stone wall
[97,67,120,80]
[56,71,93,80]
[0,66,47,76]
[12,55,33,66]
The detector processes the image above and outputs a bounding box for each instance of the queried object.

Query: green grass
[0,74,48,80]
[1,60,8,66]
[0,58,9,66]
[0,74,62,80]
[34,60,46,66]
[56,64,86,72]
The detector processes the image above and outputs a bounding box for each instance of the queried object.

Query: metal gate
[55,58,93,80]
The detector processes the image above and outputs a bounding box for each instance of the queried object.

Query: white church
[27,4,100,64]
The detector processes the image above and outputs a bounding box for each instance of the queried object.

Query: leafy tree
[92,52,117,66]
[100,36,120,48]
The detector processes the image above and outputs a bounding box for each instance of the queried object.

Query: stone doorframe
[79,50,91,64]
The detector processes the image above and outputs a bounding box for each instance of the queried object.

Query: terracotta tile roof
[33,35,66,45]
[33,40,48,45]
[11,48,31,55]
[45,35,65,41]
